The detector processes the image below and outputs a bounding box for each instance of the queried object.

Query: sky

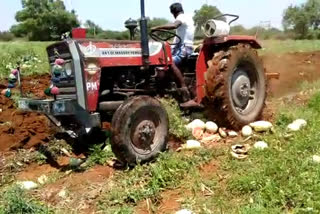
[0,0,306,32]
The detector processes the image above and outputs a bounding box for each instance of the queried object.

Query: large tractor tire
[111,96,169,165]
[205,43,266,129]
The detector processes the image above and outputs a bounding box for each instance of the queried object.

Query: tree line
[1,0,319,41]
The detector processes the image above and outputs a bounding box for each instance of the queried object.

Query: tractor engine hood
[76,40,171,67]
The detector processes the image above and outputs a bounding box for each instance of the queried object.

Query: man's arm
[151,20,182,31]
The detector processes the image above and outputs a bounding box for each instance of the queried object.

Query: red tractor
[18,0,274,164]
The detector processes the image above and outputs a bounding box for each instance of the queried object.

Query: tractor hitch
[266,72,280,80]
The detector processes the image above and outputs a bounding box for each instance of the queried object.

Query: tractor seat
[193,44,202,53]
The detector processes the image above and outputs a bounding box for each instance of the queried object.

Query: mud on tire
[205,43,266,129]
[111,96,169,165]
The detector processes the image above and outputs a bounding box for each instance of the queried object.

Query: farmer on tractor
[151,2,196,106]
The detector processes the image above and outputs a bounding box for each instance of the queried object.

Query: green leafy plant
[0,186,52,214]
[85,143,115,168]
[160,98,190,140]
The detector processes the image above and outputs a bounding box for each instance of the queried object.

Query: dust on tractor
[17,0,278,165]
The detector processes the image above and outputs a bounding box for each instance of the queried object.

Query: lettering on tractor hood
[78,41,163,58]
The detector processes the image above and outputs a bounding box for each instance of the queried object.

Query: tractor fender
[203,35,262,49]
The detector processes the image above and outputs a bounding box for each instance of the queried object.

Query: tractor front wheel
[205,44,266,129]
[111,96,169,165]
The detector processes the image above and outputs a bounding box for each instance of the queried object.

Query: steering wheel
[150,29,181,46]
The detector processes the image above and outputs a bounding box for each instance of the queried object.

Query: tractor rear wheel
[111,96,169,165]
[205,44,266,129]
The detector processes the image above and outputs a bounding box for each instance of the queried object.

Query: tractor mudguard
[203,35,262,49]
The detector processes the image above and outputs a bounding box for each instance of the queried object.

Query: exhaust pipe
[140,0,150,68]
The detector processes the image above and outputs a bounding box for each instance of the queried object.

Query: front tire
[205,44,266,129]
[111,96,169,165]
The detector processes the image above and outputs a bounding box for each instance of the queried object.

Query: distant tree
[84,20,103,37]
[230,24,285,40]
[305,0,320,30]
[230,25,247,34]
[283,5,310,39]
[148,18,169,30]
[147,18,170,37]
[0,31,15,41]
[11,0,80,41]
[193,4,224,33]
[283,0,320,39]
[96,30,130,40]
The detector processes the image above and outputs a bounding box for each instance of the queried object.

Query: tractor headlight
[65,62,73,76]
[85,63,100,76]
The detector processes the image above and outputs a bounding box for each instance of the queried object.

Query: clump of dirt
[20,75,51,98]
[135,189,183,214]
[35,165,113,210]
[0,74,52,152]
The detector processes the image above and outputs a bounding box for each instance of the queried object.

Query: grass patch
[0,186,52,214]
[299,80,320,92]
[0,149,48,188]
[97,149,214,213]
[181,91,320,213]
[260,40,320,55]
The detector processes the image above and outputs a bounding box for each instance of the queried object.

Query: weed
[308,92,320,111]
[275,112,294,128]
[85,143,115,168]
[0,186,52,214]
[104,206,134,214]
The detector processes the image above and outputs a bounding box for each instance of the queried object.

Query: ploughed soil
[0,51,320,213]
[0,75,51,152]
[264,51,320,97]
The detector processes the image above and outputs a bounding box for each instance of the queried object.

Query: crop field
[0,42,51,78]
[0,40,320,213]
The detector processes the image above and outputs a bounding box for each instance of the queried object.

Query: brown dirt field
[136,189,183,214]
[34,165,113,212]
[0,74,51,152]
[15,156,70,181]
[264,51,320,97]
